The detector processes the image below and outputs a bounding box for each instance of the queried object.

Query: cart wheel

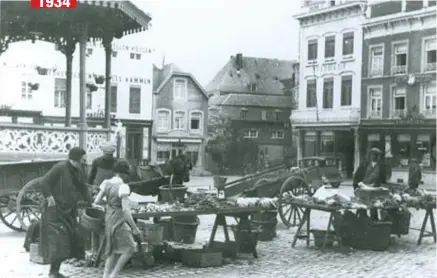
[16,178,44,232]
[0,194,23,232]
[278,175,309,227]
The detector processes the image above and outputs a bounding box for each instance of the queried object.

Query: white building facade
[291,0,367,177]
[0,35,156,161]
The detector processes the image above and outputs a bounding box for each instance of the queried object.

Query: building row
[291,0,436,184]
[0,38,211,172]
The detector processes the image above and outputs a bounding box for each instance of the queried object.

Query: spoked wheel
[278,175,309,227]
[17,178,44,232]
[0,194,23,232]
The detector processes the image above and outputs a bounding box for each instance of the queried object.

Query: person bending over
[93,160,141,278]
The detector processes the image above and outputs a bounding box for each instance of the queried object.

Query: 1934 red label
[31,0,76,9]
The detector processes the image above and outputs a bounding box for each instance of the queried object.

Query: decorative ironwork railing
[391,65,407,75]
[425,62,436,72]
[369,67,383,77]
[0,123,112,157]
[391,109,406,118]
[423,108,436,118]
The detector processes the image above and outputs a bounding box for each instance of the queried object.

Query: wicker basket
[79,208,105,233]
[231,227,259,253]
[310,229,336,248]
[137,223,164,245]
[172,217,199,244]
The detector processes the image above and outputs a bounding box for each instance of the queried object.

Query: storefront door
[126,126,143,161]
[171,147,183,158]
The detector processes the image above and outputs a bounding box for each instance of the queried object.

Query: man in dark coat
[88,141,117,186]
[353,147,387,220]
[408,157,422,190]
[41,147,93,278]
[353,147,387,190]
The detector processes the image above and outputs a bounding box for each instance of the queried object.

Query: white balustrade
[0,123,111,156]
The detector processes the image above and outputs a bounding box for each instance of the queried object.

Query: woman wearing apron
[88,142,118,186]
[93,160,141,278]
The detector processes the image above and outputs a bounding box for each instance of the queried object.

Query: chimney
[235,53,243,70]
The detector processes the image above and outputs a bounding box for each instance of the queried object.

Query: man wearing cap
[353,147,387,190]
[88,141,118,186]
[40,147,93,278]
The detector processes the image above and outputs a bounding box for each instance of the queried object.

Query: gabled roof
[206,55,297,95]
[209,93,294,109]
[153,63,208,99]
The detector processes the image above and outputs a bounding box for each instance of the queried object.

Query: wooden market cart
[223,157,344,227]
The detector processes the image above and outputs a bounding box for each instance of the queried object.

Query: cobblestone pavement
[0,186,435,278]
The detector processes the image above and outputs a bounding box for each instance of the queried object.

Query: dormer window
[250,83,257,92]
[86,48,93,56]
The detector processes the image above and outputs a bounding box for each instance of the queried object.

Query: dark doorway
[126,126,143,163]
[335,130,355,178]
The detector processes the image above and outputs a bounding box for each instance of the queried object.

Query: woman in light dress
[93,160,141,278]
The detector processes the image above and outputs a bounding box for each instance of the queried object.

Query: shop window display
[392,134,411,168]
[417,134,431,168]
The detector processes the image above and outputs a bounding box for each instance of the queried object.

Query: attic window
[229,71,233,77]
[255,74,260,79]
[273,76,279,81]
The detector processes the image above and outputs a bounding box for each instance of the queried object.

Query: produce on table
[235,197,278,208]
[132,196,278,214]
[288,186,436,210]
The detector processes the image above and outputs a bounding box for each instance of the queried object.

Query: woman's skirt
[105,222,137,256]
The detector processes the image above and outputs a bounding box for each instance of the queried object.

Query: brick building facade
[206,54,297,165]
[360,0,436,184]
[151,64,208,172]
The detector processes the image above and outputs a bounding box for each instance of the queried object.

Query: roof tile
[206,55,298,95]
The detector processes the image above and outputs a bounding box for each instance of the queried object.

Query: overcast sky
[132,0,301,86]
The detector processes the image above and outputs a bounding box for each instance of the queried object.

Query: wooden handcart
[222,157,344,228]
[0,159,60,232]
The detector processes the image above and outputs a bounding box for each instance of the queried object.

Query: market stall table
[414,203,436,245]
[286,199,436,251]
[132,206,271,259]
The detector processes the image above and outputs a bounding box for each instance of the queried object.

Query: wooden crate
[181,249,223,268]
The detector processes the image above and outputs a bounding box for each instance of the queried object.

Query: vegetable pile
[287,187,436,210]
[132,196,278,214]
